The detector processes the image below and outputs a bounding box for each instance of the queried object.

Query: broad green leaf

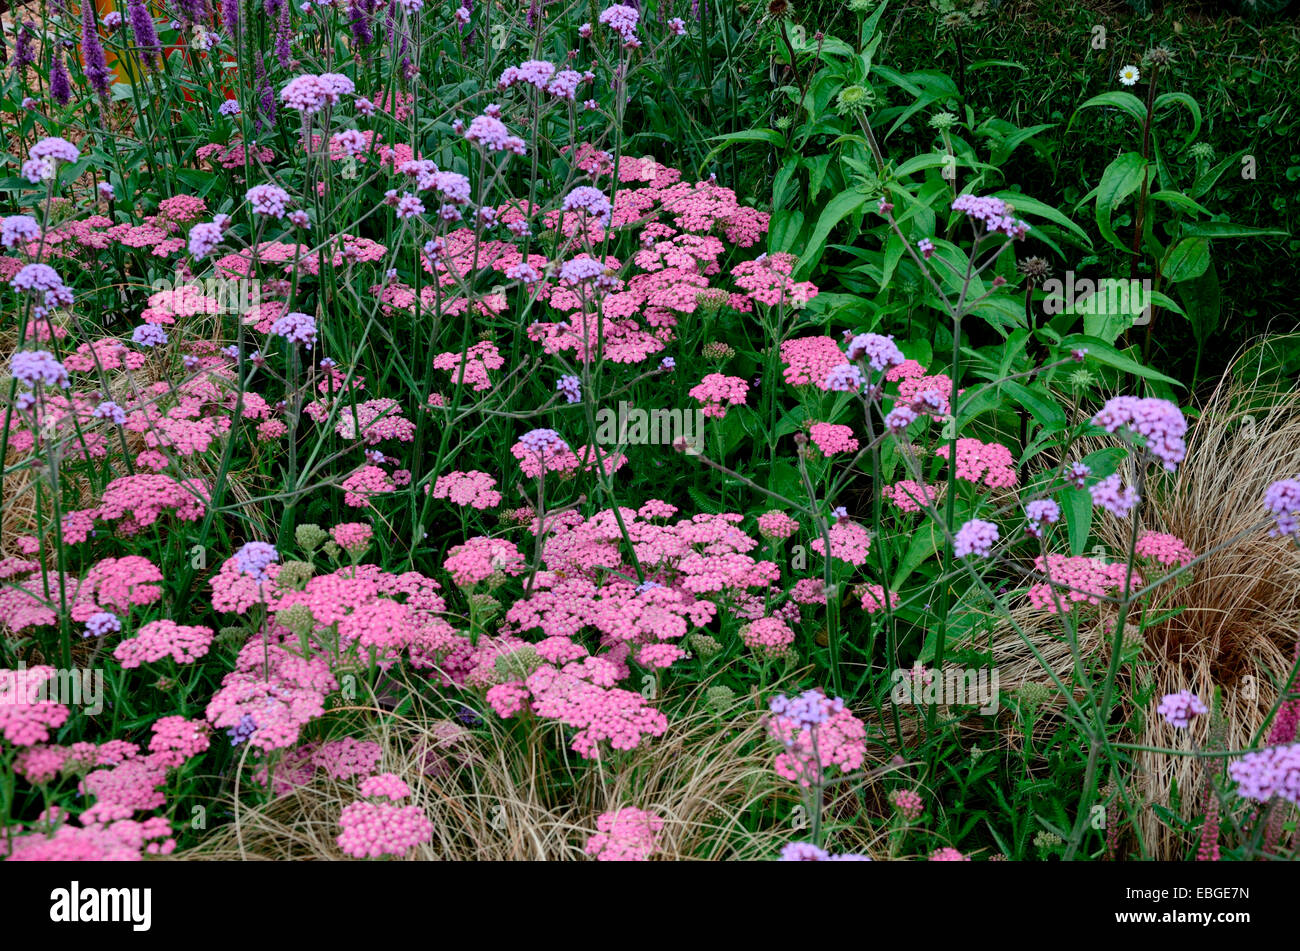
[1061,488,1092,557]
[989,123,1056,165]
[891,522,942,590]
[1153,92,1203,143]
[1001,381,1067,433]
[1162,236,1210,283]
[1073,91,1147,127]
[991,190,1092,249]
[1179,220,1289,241]
[1095,152,1148,253]
[1176,259,1221,345]
[1059,335,1184,387]
[1148,189,1213,217]
[796,188,869,274]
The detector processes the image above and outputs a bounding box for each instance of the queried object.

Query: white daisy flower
[1119,65,1140,86]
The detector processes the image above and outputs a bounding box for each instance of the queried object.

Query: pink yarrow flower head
[336,801,433,858]
[1091,396,1187,472]
[935,439,1018,490]
[331,522,373,554]
[432,470,501,510]
[114,620,214,668]
[585,807,663,861]
[1135,530,1195,567]
[741,617,795,656]
[811,520,871,565]
[0,666,70,745]
[688,373,748,419]
[359,772,412,801]
[767,689,867,787]
[757,510,799,540]
[929,847,971,861]
[808,422,859,456]
[890,788,924,821]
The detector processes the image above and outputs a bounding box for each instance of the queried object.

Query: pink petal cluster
[1135,530,1196,567]
[808,422,859,456]
[935,439,1018,489]
[585,807,663,861]
[114,620,214,668]
[432,470,502,509]
[810,520,871,566]
[336,801,433,858]
[688,373,749,419]
[767,690,867,786]
[1026,554,1144,613]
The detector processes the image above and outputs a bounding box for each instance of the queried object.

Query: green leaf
[1001,381,1067,434]
[1062,487,1092,556]
[1147,189,1213,218]
[1162,236,1211,283]
[1060,335,1184,387]
[892,522,942,590]
[1094,152,1148,253]
[769,209,805,254]
[1153,92,1202,144]
[1179,220,1289,241]
[1176,259,1221,346]
[1073,91,1147,128]
[992,191,1092,250]
[988,122,1056,165]
[1189,150,1250,201]
[796,188,869,274]
[701,128,786,168]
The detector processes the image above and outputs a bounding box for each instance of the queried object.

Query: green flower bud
[690,633,722,659]
[295,523,329,552]
[835,84,878,117]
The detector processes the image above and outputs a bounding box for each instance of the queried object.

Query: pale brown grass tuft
[181,679,804,861]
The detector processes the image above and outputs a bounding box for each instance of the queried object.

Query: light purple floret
[954,518,999,558]
[10,350,70,389]
[234,540,279,582]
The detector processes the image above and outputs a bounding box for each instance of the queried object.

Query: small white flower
[1118,65,1140,86]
